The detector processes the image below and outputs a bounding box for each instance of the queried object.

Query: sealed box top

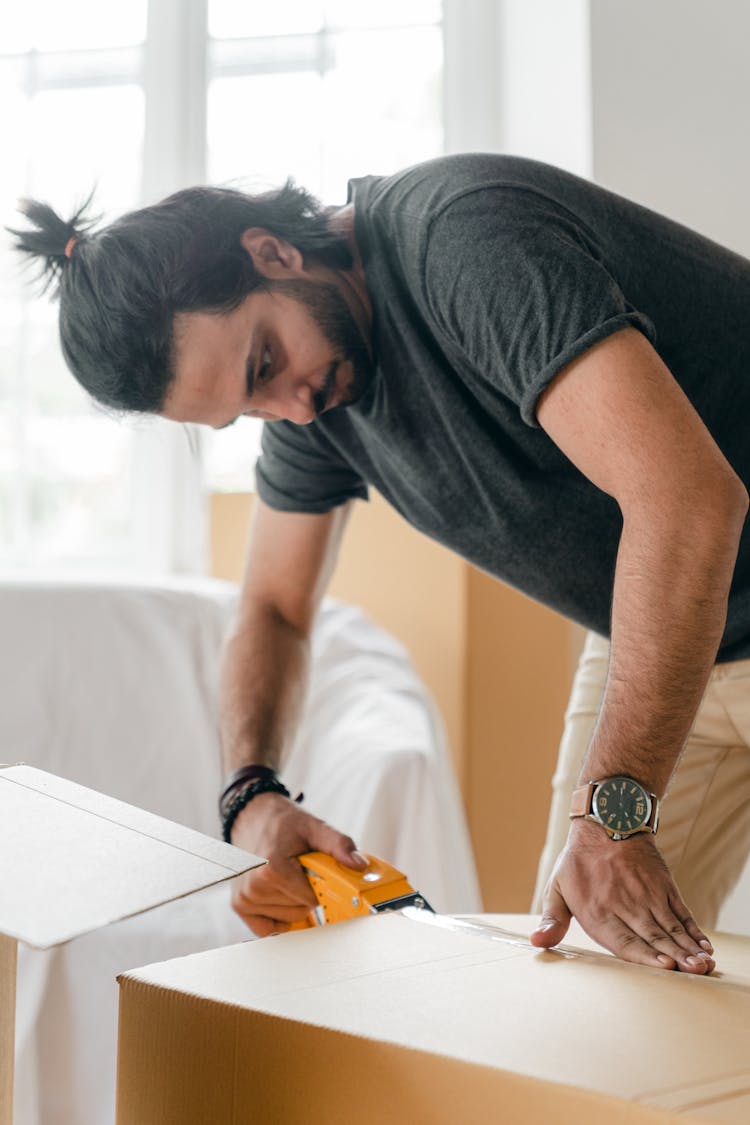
[118,911,750,1124]
[0,765,263,948]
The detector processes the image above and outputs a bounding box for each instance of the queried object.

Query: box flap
[120,911,750,1115]
[0,765,263,948]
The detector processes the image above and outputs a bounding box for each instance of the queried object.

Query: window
[0,5,158,571]
[204,0,443,492]
[1,1,444,569]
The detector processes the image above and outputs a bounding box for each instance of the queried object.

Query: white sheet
[1,577,481,1125]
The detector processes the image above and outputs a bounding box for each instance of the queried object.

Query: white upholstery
[2,577,481,1125]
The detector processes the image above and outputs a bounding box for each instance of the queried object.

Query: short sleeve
[255,420,369,513]
[424,187,656,427]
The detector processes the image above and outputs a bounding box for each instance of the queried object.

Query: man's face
[164,277,373,430]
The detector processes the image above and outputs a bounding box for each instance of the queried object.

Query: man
[13,153,750,974]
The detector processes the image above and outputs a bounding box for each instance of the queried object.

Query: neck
[327,203,373,348]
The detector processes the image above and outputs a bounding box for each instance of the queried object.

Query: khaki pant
[531,630,750,928]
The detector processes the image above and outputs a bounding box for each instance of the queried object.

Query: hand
[530,818,716,973]
[228,791,368,936]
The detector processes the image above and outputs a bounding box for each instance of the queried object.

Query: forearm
[219,602,311,775]
[580,493,747,795]
[218,600,366,935]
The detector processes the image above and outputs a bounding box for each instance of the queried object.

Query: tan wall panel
[466,570,573,912]
[326,494,467,788]
[0,934,16,1125]
[209,493,254,584]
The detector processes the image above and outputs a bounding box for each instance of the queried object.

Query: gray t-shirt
[256,154,750,661]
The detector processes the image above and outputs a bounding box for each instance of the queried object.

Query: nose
[258,376,316,425]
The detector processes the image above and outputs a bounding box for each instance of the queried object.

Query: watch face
[592,777,651,837]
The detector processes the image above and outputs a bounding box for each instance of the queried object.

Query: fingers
[229,801,368,937]
[594,912,715,974]
[306,823,368,869]
[638,893,715,972]
[669,892,714,955]
[231,869,316,936]
[244,917,291,938]
[532,892,715,973]
[257,854,319,906]
[603,882,715,973]
[534,827,717,974]
[233,897,315,937]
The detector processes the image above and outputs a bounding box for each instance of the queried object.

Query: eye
[257,345,272,384]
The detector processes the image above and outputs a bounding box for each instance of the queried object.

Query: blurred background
[1,0,446,574]
[3,0,750,918]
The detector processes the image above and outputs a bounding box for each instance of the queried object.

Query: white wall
[442,0,591,174]
[590,0,750,258]
[497,0,592,176]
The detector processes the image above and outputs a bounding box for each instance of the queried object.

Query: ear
[240,227,305,278]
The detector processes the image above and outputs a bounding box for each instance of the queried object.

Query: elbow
[687,470,748,552]
[623,468,747,547]
[230,594,314,644]
[715,471,749,528]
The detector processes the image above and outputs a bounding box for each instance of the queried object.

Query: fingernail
[351,850,368,866]
[700,939,714,954]
[684,955,711,967]
[657,954,674,966]
[539,921,557,932]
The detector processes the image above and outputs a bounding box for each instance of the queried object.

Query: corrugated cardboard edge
[0,934,17,1125]
[115,974,681,1125]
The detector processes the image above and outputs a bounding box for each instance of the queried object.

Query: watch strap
[569,782,595,819]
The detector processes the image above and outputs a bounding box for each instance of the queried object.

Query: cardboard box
[0,764,263,1125]
[116,910,750,1124]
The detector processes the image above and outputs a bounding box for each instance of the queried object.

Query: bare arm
[531,327,748,970]
[220,497,367,935]
[219,498,349,774]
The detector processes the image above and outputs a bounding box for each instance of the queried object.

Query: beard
[264,278,374,414]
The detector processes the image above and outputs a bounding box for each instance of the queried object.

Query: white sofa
[2,577,481,1125]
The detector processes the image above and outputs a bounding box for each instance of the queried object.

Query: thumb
[307,821,369,870]
[530,884,572,949]
[335,841,370,870]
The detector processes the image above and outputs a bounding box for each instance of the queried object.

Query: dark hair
[8,181,352,413]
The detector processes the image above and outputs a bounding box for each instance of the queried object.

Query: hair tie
[64,236,78,260]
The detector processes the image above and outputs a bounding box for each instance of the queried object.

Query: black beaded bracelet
[219,764,278,820]
[221,776,303,843]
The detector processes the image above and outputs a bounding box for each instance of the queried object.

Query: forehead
[172,302,247,376]
[165,299,253,423]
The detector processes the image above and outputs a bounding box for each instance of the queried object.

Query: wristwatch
[569,776,660,840]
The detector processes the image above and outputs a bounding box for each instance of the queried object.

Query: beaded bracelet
[219,764,278,820]
[221,775,304,843]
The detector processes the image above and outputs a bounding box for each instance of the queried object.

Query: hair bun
[6,192,98,293]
